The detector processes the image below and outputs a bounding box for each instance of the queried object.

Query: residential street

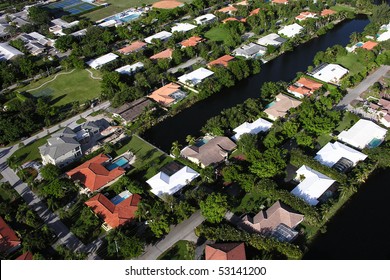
[337,65,390,107]
[138,211,205,260]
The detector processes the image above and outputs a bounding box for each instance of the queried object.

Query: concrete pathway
[138,211,205,260]
[337,65,390,108]
[26,69,76,92]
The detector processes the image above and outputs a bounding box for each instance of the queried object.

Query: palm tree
[349,32,360,44]
[170,141,181,158]
[135,202,150,222]
[185,135,196,146]
[6,156,19,171]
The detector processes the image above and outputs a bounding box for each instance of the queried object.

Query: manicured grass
[158,240,195,260]
[12,136,50,166]
[76,118,87,124]
[83,0,194,21]
[316,133,333,148]
[335,53,366,76]
[205,26,231,43]
[335,112,360,133]
[330,5,356,13]
[19,69,101,107]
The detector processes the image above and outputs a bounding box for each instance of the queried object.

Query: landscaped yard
[335,111,360,133]
[316,133,333,148]
[336,53,366,76]
[158,240,195,260]
[330,4,356,13]
[83,0,194,21]
[12,136,50,166]
[205,26,231,43]
[19,69,102,107]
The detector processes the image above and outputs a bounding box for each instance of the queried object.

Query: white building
[178,67,214,86]
[232,117,273,141]
[171,23,197,33]
[115,62,144,75]
[257,33,287,47]
[278,23,303,38]
[378,30,390,42]
[146,162,200,198]
[87,53,119,69]
[310,63,349,85]
[291,165,336,206]
[338,119,387,149]
[233,43,267,59]
[144,31,172,44]
[49,18,79,36]
[194,14,217,25]
[315,141,367,168]
[0,42,24,60]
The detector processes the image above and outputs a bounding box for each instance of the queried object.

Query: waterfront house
[287,77,323,98]
[278,23,303,38]
[207,55,235,68]
[205,243,246,260]
[178,67,214,86]
[257,33,286,47]
[110,97,153,124]
[231,117,273,141]
[295,11,317,21]
[321,9,336,17]
[309,63,349,85]
[233,43,267,59]
[264,93,302,121]
[148,82,186,107]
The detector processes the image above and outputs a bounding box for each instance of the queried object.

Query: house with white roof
[338,119,387,150]
[49,18,79,36]
[257,33,287,47]
[232,117,273,141]
[146,162,200,198]
[144,31,173,44]
[291,165,336,206]
[115,62,144,75]
[178,67,214,86]
[18,32,54,55]
[87,53,119,69]
[378,30,390,42]
[0,42,24,60]
[315,141,367,170]
[233,43,267,59]
[309,63,349,85]
[171,23,197,33]
[278,23,303,38]
[194,14,217,25]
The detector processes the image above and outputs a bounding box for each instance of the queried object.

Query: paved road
[337,65,390,107]
[138,211,205,260]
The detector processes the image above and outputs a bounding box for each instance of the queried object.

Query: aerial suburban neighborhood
[0,0,390,264]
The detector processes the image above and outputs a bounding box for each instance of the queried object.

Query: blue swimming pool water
[105,12,141,23]
[106,157,128,171]
[265,101,276,109]
[195,138,209,147]
[110,192,131,205]
[356,42,364,47]
[368,138,382,148]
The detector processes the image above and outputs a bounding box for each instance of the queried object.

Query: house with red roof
[249,8,260,17]
[207,55,234,68]
[148,82,187,107]
[205,243,246,260]
[321,9,337,17]
[150,48,173,60]
[66,154,126,192]
[272,0,288,4]
[295,11,317,21]
[362,41,378,51]
[217,6,238,15]
[16,251,34,260]
[118,41,147,55]
[180,36,204,48]
[0,216,21,256]
[85,191,141,230]
[287,77,323,98]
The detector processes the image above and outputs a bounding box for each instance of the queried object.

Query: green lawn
[205,26,231,43]
[19,69,101,107]
[12,136,50,166]
[83,0,194,21]
[335,112,360,133]
[336,53,366,76]
[76,118,87,124]
[158,240,195,260]
[316,133,333,148]
[330,4,356,13]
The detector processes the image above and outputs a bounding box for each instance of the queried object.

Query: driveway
[138,211,205,260]
[337,65,390,108]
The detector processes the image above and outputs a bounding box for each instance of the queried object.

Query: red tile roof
[118,41,147,54]
[362,41,378,51]
[217,6,238,14]
[272,0,288,4]
[321,9,337,17]
[85,193,141,228]
[150,48,173,59]
[207,55,235,68]
[206,243,246,260]
[0,216,21,254]
[249,8,260,16]
[288,77,322,97]
[152,0,184,9]
[16,251,34,260]
[66,154,125,192]
[148,82,181,106]
[180,36,203,47]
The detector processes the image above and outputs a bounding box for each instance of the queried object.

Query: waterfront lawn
[205,26,231,43]
[19,69,101,107]
[12,136,49,166]
[83,0,194,21]
[335,52,366,76]
[158,240,195,260]
[330,4,356,13]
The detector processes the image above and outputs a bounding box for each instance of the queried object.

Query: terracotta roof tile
[118,41,146,54]
[362,41,378,51]
[321,9,337,17]
[0,216,21,254]
[207,55,234,68]
[148,82,181,106]
[180,36,203,47]
[16,251,33,260]
[150,48,173,59]
[217,6,238,14]
[206,243,246,260]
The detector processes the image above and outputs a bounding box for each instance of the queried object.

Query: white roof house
[310,63,349,85]
[338,119,387,149]
[378,30,390,42]
[146,164,200,197]
[194,14,217,25]
[278,23,303,38]
[232,117,273,141]
[115,62,144,75]
[144,31,173,44]
[87,53,119,69]
[233,43,267,59]
[257,33,287,47]
[171,23,197,33]
[315,141,367,168]
[0,42,24,60]
[178,67,214,86]
[291,165,336,206]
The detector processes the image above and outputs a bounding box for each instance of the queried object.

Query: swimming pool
[110,190,131,205]
[195,138,209,147]
[105,12,142,23]
[265,101,276,109]
[368,138,382,148]
[356,42,364,47]
[106,157,129,171]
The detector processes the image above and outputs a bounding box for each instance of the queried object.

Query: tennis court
[46,0,96,15]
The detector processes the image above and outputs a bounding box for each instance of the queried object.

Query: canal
[143,17,369,152]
